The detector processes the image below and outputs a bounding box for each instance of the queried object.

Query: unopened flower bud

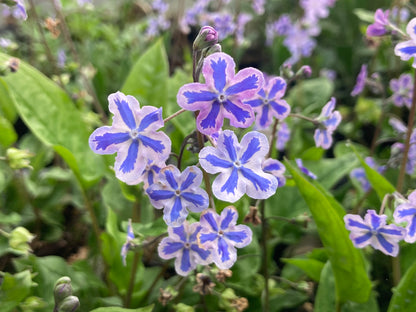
[6,147,33,169]
[215,269,233,283]
[9,226,35,255]
[58,295,80,312]
[296,65,312,79]
[280,63,294,80]
[193,273,215,295]
[243,206,261,225]
[193,26,219,51]
[54,277,73,304]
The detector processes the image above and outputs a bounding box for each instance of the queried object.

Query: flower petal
[222,99,254,128]
[202,52,236,92]
[197,102,223,135]
[137,106,163,132]
[177,83,217,111]
[108,92,139,130]
[240,167,277,199]
[220,207,238,230]
[89,127,130,155]
[158,238,184,259]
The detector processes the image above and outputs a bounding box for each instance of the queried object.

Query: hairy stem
[163,108,187,123]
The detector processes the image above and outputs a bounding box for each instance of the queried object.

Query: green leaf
[349,143,396,201]
[282,258,325,282]
[122,39,169,109]
[388,260,416,312]
[89,305,154,312]
[353,9,376,24]
[285,160,372,303]
[0,78,17,122]
[0,115,17,147]
[0,53,106,187]
[0,270,34,312]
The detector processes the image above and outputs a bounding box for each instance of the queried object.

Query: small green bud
[193,26,219,51]
[58,296,80,312]
[6,147,33,169]
[54,277,73,304]
[9,226,35,255]
[280,63,294,80]
[295,65,312,79]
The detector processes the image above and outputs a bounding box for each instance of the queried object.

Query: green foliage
[0,270,36,312]
[89,306,154,312]
[388,260,416,312]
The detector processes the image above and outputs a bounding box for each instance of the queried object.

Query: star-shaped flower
[244,76,290,129]
[158,221,212,276]
[395,18,416,68]
[344,210,405,257]
[146,165,209,227]
[199,130,278,202]
[89,91,171,184]
[177,52,264,135]
[198,207,252,269]
[351,64,367,96]
[390,73,413,108]
[313,97,341,149]
[367,9,390,37]
[394,190,416,243]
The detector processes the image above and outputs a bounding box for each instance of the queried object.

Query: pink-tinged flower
[351,64,367,96]
[198,207,252,269]
[389,73,413,108]
[367,9,390,37]
[262,158,286,187]
[177,52,264,135]
[245,76,290,129]
[295,158,317,179]
[199,130,278,202]
[146,165,209,227]
[344,210,405,257]
[193,26,219,50]
[395,18,416,68]
[158,221,212,276]
[89,91,171,184]
[394,190,416,243]
[314,97,341,149]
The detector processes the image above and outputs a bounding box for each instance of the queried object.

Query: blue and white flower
[395,18,416,68]
[158,221,212,276]
[199,130,278,202]
[121,219,135,266]
[344,210,405,257]
[89,91,171,184]
[394,190,416,243]
[198,207,252,269]
[295,158,317,180]
[262,158,286,187]
[314,97,341,149]
[146,165,209,227]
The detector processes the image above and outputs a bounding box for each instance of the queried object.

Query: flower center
[233,160,241,167]
[370,229,378,236]
[175,189,181,196]
[184,242,190,248]
[218,93,227,103]
[263,98,269,105]
[218,230,224,236]
[130,129,139,140]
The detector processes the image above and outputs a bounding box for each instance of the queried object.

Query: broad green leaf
[122,39,169,109]
[282,258,325,282]
[0,78,17,122]
[388,260,416,312]
[0,53,106,187]
[350,144,396,201]
[0,115,17,147]
[0,270,33,312]
[285,160,371,303]
[90,305,154,312]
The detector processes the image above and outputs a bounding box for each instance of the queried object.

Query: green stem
[289,113,320,126]
[163,108,187,124]
[260,200,269,312]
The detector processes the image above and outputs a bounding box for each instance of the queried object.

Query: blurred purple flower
[320,68,336,81]
[394,190,416,243]
[300,0,336,22]
[252,0,265,15]
[0,37,12,48]
[344,209,405,257]
[158,221,212,276]
[350,157,386,192]
[296,158,317,179]
[89,91,171,184]
[266,15,293,46]
[351,64,367,96]
[245,76,290,129]
[389,73,413,108]
[210,12,236,40]
[391,6,410,23]
[395,18,416,68]
[179,0,211,33]
[262,158,286,187]
[199,130,278,202]
[366,9,390,37]
[235,13,252,46]
[276,121,290,151]
[121,219,134,266]
[147,165,209,227]
[389,117,408,134]
[2,0,27,20]
[314,97,341,149]
[198,207,252,269]
[283,23,316,65]
[177,52,263,135]
[57,49,66,68]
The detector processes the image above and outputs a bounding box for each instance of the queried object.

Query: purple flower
[300,0,335,22]
[2,0,27,20]
[389,117,408,134]
[199,130,278,202]
[89,91,171,184]
[295,158,317,179]
[389,73,413,108]
[344,210,405,257]
[266,15,293,45]
[252,0,265,15]
[313,97,341,149]
[209,12,236,40]
[350,157,386,192]
[158,221,212,276]
[276,121,290,151]
[121,219,135,266]
[57,49,66,68]
[0,37,12,48]
[198,207,252,269]
[262,158,286,187]
[177,52,263,135]
[391,6,410,23]
[137,159,165,189]
[394,190,416,243]
[283,23,316,65]
[351,64,367,96]
[244,76,290,129]
[366,9,390,37]
[146,165,209,227]
[235,13,252,46]
[395,18,416,68]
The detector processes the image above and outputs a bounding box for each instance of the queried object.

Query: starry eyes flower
[177,52,264,135]
[350,157,386,192]
[313,97,341,149]
[344,210,405,257]
[121,219,135,266]
[199,130,278,202]
[138,159,166,189]
[393,190,416,243]
[262,158,286,187]
[351,64,367,96]
[198,207,252,269]
[366,9,390,37]
[389,73,413,108]
[158,221,212,276]
[146,165,209,227]
[244,76,290,129]
[89,91,171,185]
[295,158,317,180]
[395,18,416,68]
